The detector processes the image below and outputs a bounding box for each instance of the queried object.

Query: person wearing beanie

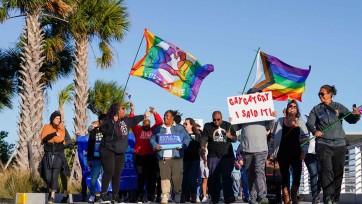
[38,111,70,204]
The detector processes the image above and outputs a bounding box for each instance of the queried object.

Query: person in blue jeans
[240,166,249,202]
[231,140,241,199]
[303,125,321,204]
[235,140,249,202]
[87,114,106,203]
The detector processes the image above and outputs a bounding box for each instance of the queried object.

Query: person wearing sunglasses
[200,111,237,204]
[99,103,151,204]
[269,100,309,204]
[181,118,202,203]
[306,85,360,204]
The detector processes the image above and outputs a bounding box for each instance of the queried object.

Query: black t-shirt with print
[202,121,236,158]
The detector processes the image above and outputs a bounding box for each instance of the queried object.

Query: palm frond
[58,83,74,108]
[88,80,129,116]
[96,41,112,69]
[0,48,18,110]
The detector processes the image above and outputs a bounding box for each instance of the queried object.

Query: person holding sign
[99,103,150,203]
[306,85,360,204]
[268,100,309,204]
[200,111,237,204]
[232,88,276,204]
[150,110,191,204]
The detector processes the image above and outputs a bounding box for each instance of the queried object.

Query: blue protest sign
[77,133,137,191]
[158,134,183,149]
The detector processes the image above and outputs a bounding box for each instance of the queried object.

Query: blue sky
[1,0,361,144]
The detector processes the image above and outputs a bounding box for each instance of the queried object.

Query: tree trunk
[16,11,45,171]
[59,106,65,126]
[73,36,89,136]
[69,149,82,185]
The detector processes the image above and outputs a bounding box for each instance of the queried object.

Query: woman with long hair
[181,118,202,203]
[269,100,309,204]
[99,103,150,203]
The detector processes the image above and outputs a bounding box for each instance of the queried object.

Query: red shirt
[132,112,163,155]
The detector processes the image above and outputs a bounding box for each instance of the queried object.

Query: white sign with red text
[227,91,275,124]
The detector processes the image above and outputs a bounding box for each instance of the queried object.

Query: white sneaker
[196,197,201,203]
[88,195,95,203]
[161,193,169,204]
[201,196,209,203]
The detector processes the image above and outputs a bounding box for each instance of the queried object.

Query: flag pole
[121,35,145,103]
[301,104,362,147]
[242,47,260,94]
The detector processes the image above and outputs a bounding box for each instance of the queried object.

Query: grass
[0,165,84,199]
[0,168,43,199]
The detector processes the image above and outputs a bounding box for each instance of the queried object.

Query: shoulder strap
[324,103,341,119]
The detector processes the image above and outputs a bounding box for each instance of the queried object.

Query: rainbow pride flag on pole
[252,51,311,101]
[130,29,214,102]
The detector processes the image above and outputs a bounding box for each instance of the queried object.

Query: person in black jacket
[181,118,202,203]
[39,111,70,204]
[99,103,150,204]
[87,114,106,203]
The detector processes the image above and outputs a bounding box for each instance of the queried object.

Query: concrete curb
[15,193,83,204]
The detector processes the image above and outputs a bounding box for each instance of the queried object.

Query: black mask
[142,125,151,131]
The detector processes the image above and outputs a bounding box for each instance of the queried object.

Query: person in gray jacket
[233,88,276,204]
[306,85,360,204]
[269,100,309,204]
[150,110,191,204]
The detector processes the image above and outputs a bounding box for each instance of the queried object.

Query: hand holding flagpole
[301,104,362,147]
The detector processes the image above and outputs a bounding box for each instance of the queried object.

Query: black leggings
[100,147,125,195]
[277,155,302,188]
[60,169,68,191]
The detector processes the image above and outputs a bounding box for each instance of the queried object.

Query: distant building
[346,132,362,146]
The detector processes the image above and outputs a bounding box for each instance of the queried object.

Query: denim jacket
[150,122,191,160]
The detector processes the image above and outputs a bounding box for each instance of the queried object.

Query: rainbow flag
[253,51,311,101]
[130,29,214,102]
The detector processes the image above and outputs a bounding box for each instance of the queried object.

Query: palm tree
[88,80,127,116]
[57,83,74,125]
[0,0,71,170]
[68,0,130,136]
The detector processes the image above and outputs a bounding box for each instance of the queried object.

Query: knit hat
[50,111,62,124]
